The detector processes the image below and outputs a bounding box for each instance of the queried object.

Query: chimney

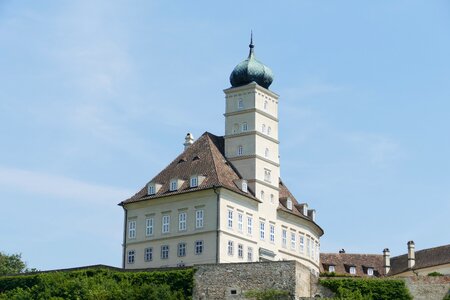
[383,248,391,275]
[183,133,194,150]
[407,240,415,269]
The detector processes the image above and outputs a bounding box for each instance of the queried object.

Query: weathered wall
[193,261,313,300]
[404,275,450,300]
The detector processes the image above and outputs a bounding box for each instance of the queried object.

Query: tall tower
[224,36,280,218]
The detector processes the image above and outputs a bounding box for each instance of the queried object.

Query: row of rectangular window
[128,210,204,239]
[281,229,320,262]
[127,240,204,264]
[148,177,200,195]
[237,99,270,111]
[227,240,253,262]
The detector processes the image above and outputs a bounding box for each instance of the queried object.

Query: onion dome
[229,34,274,89]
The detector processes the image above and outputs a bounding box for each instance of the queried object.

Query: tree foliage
[0,253,26,276]
[0,267,193,299]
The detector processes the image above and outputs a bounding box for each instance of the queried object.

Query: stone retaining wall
[404,275,450,300]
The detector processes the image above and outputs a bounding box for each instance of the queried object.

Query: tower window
[265,148,269,158]
[242,122,248,131]
[264,100,268,110]
[233,123,239,134]
[264,169,271,182]
[267,127,272,136]
[238,99,244,109]
[237,145,243,156]
[260,190,265,201]
[262,124,266,133]
[270,194,274,204]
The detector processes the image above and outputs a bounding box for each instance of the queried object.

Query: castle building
[119,37,324,272]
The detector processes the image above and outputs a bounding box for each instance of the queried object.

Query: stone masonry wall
[193,261,313,300]
[404,276,450,300]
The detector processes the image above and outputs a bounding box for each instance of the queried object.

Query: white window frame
[227,240,234,256]
[144,247,153,262]
[259,221,265,240]
[161,245,169,259]
[299,234,305,253]
[170,180,177,191]
[282,229,287,248]
[195,240,204,255]
[264,169,271,183]
[349,266,356,275]
[287,198,293,210]
[148,184,155,195]
[127,250,135,264]
[242,181,248,193]
[238,213,243,232]
[238,244,244,259]
[291,232,296,250]
[177,242,186,257]
[162,215,170,233]
[237,145,243,156]
[145,217,154,236]
[227,209,233,229]
[307,237,311,258]
[238,99,244,109]
[270,224,275,243]
[367,267,374,276]
[195,209,204,229]
[242,122,248,132]
[190,176,198,188]
[128,220,136,239]
[178,212,187,231]
[247,247,253,262]
[247,216,253,235]
[329,265,335,273]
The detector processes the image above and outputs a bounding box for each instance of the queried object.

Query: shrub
[427,272,444,276]
[320,278,412,300]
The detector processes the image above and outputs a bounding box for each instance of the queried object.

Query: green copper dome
[230,36,274,89]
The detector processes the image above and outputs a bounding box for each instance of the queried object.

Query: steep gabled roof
[389,244,450,275]
[120,132,255,205]
[320,253,385,277]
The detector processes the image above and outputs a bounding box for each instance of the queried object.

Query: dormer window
[238,99,244,109]
[237,145,243,156]
[242,122,248,132]
[328,265,335,273]
[242,180,248,193]
[287,197,293,210]
[349,266,356,275]
[170,179,178,191]
[302,204,308,216]
[190,176,198,188]
[367,267,374,276]
[148,184,155,195]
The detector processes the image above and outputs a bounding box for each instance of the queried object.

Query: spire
[248,30,254,58]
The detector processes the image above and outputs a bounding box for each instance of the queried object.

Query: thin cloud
[0,166,132,204]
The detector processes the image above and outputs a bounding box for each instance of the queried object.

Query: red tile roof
[320,253,386,277]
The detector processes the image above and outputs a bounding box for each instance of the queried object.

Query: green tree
[0,252,27,275]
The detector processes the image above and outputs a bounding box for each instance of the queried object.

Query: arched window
[265,148,269,158]
[238,99,244,109]
[264,100,268,110]
[262,124,266,133]
[237,145,243,156]
[260,190,265,201]
[270,194,274,204]
[242,122,248,132]
[267,127,272,136]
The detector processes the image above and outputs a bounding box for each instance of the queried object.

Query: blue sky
[1,1,449,270]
